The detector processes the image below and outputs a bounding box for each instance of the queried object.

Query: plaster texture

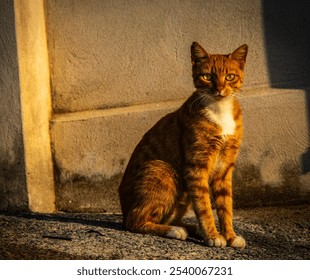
[51,88,310,212]
[1,0,310,213]
[45,0,268,113]
[47,0,310,212]
[14,0,56,212]
[0,0,56,212]
[235,88,310,207]
[51,100,183,212]
[0,0,28,211]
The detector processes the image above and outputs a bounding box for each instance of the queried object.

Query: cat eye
[225,74,235,81]
[201,73,212,81]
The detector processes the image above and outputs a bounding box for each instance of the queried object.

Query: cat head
[191,42,248,100]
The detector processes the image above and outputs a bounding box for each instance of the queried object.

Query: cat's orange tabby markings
[119,42,248,248]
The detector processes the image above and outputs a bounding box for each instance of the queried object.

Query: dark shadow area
[0,212,205,247]
[0,0,29,211]
[0,243,80,260]
[2,212,124,231]
[263,0,310,174]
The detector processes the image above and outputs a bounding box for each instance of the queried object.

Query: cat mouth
[212,91,232,99]
[197,89,234,100]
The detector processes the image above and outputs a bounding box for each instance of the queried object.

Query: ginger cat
[119,42,248,248]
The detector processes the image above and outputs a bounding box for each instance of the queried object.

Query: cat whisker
[189,93,209,114]
[197,94,210,109]
[189,94,202,114]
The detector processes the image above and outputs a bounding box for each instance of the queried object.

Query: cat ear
[191,42,209,64]
[230,44,248,63]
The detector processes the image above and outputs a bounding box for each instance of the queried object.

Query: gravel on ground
[0,204,309,260]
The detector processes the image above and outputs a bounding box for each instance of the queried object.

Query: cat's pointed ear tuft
[191,42,209,64]
[230,44,248,63]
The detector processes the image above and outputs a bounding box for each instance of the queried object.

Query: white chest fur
[205,97,236,136]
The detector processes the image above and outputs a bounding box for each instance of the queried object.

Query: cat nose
[214,90,225,96]
[215,84,225,94]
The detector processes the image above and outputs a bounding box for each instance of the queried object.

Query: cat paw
[166,226,188,240]
[227,235,246,249]
[205,235,227,247]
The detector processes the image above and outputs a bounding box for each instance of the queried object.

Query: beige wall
[0,0,55,212]
[45,0,270,114]
[46,0,310,212]
[14,0,56,212]
[1,0,310,212]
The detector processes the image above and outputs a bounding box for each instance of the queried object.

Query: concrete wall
[0,0,28,211]
[0,0,55,212]
[1,0,309,213]
[14,0,56,212]
[46,0,268,114]
[47,0,310,212]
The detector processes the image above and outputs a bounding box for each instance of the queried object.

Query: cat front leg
[211,164,246,249]
[185,168,226,248]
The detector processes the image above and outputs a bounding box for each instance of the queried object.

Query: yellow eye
[225,74,235,81]
[201,73,212,81]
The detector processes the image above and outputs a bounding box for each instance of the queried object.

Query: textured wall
[46,0,268,113]
[46,0,310,212]
[14,0,56,212]
[0,0,28,211]
[1,0,309,213]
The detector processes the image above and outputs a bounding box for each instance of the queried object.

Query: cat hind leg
[124,195,189,240]
[122,160,189,240]
[126,219,188,240]
[158,225,188,240]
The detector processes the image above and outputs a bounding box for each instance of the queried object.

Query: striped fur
[118,42,248,248]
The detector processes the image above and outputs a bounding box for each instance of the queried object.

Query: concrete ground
[0,204,309,260]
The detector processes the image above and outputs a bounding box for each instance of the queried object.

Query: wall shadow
[263,0,310,174]
[0,0,28,210]
[4,212,124,231]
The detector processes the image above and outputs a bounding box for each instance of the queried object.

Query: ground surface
[0,205,309,260]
